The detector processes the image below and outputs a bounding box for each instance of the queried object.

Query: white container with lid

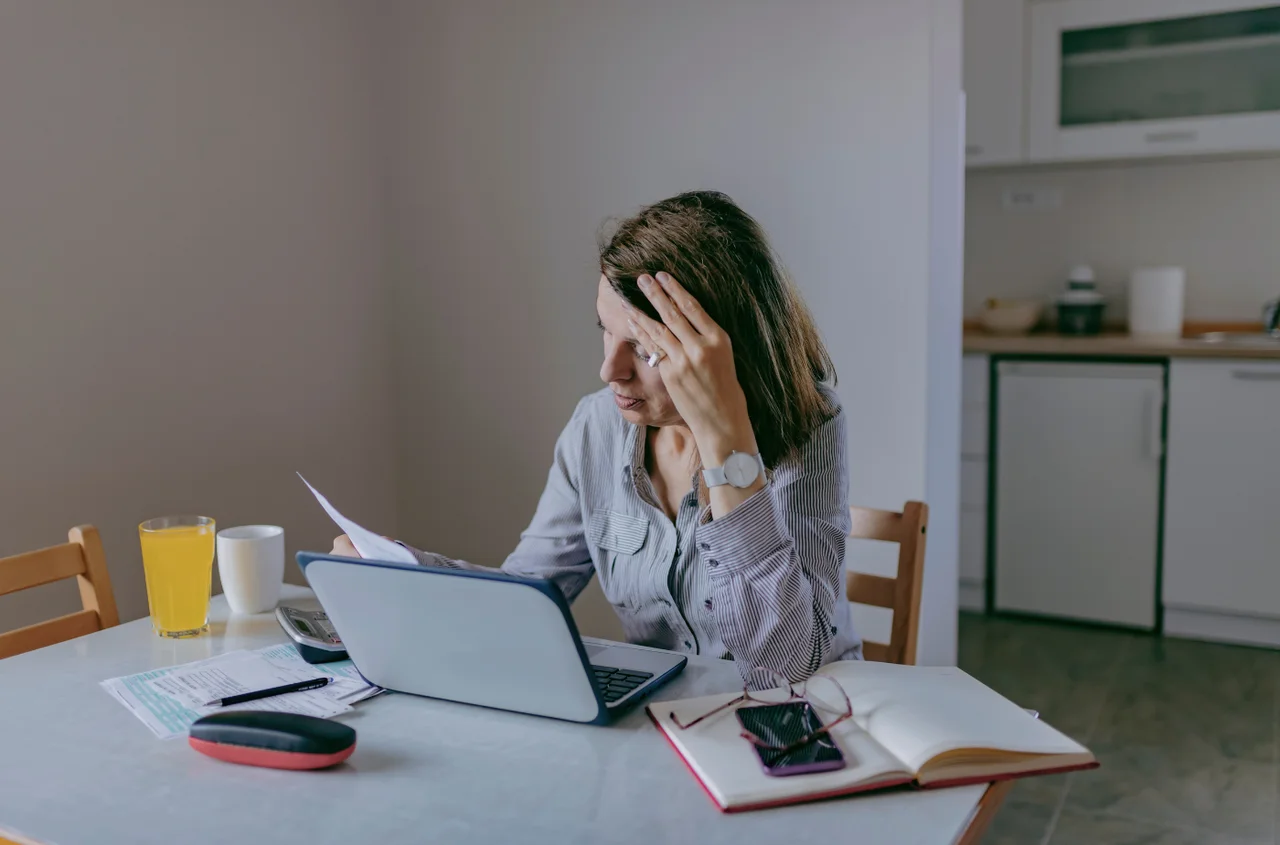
[1129,267,1185,342]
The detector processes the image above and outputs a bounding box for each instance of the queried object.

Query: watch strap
[702,464,728,487]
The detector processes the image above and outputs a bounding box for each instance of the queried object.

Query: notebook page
[817,662,1087,775]
[648,689,912,810]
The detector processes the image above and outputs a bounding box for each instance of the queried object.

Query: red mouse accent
[188,736,355,770]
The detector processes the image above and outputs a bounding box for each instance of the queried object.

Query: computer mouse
[189,711,356,770]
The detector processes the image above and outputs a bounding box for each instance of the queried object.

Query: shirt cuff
[396,540,452,569]
[694,484,787,576]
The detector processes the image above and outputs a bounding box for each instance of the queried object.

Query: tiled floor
[958,612,1280,845]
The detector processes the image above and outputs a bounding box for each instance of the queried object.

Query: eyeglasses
[670,667,854,754]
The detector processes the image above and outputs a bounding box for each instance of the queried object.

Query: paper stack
[101,644,382,740]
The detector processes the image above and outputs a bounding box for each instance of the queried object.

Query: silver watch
[702,451,766,489]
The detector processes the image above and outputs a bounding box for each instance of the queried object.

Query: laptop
[296,552,688,724]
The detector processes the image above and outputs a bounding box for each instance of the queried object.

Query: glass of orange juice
[139,515,216,638]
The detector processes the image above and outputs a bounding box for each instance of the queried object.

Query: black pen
[203,677,332,707]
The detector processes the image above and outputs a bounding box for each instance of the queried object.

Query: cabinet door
[964,0,1026,166]
[1029,0,1280,162]
[995,362,1164,628]
[1163,360,1280,617]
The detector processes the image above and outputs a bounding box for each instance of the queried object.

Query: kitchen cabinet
[959,354,990,610]
[993,361,1164,628]
[964,0,1026,166]
[1163,359,1280,647]
[1028,0,1280,163]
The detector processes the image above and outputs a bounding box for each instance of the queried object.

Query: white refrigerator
[993,361,1164,629]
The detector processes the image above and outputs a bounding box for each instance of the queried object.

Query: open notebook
[646,661,1096,813]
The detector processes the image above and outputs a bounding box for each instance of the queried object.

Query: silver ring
[647,349,665,368]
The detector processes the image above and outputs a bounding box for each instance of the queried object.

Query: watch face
[724,452,759,488]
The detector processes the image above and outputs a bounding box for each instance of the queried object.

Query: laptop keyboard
[591,665,655,704]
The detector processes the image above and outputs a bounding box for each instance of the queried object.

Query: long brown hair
[599,190,836,469]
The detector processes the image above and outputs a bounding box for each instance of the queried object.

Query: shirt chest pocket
[587,509,650,608]
[587,509,648,555]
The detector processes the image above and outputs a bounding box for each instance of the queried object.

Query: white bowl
[979,299,1042,335]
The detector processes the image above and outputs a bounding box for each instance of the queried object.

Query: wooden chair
[0,525,120,660]
[845,501,928,665]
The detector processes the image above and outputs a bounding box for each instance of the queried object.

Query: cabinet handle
[1146,388,1164,460]
[1144,130,1198,144]
[1231,370,1280,382]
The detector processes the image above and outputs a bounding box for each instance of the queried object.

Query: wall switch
[1001,186,1063,212]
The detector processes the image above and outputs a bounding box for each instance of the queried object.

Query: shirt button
[831,626,838,635]
[684,641,692,649]
[699,542,710,551]
[704,598,713,611]
[708,559,719,567]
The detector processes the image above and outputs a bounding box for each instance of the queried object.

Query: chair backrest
[845,501,928,665]
[0,525,120,660]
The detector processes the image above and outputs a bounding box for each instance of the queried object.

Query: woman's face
[597,276,682,428]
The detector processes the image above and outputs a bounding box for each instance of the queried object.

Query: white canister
[1128,267,1185,341]
[216,525,285,614]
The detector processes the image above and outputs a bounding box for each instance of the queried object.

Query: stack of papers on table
[101,644,382,740]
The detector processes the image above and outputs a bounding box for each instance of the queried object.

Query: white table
[0,587,1003,845]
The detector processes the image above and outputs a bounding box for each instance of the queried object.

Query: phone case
[736,702,847,777]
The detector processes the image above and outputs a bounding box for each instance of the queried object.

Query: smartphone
[735,701,846,777]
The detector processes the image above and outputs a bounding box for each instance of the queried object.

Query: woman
[334,190,860,682]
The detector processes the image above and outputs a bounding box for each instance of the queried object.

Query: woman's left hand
[626,272,757,462]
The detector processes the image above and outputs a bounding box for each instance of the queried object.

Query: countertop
[963,329,1280,359]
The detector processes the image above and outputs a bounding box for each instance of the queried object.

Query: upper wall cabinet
[965,0,1027,166]
[1028,0,1280,163]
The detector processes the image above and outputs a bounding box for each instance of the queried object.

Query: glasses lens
[803,675,851,718]
[744,667,794,703]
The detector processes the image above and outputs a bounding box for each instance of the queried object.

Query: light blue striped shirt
[403,385,862,683]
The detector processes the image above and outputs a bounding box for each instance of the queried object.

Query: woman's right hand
[331,534,362,558]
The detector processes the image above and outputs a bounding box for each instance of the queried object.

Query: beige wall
[1,0,963,666]
[383,0,962,663]
[966,156,1280,321]
[0,1,398,633]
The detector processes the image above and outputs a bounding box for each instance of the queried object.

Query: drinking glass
[139,515,216,638]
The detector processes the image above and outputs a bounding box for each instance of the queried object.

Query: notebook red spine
[646,708,915,813]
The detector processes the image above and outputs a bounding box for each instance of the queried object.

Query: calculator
[275,606,349,664]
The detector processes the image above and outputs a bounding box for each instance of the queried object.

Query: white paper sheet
[254,642,383,703]
[101,650,358,740]
[297,472,417,564]
[146,650,366,710]
[101,652,245,740]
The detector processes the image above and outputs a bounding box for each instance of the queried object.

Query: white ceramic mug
[216,525,285,614]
